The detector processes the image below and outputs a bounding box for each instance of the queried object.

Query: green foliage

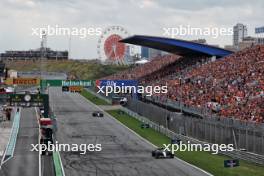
[6,60,129,80]
[107,109,264,176]
[81,89,110,105]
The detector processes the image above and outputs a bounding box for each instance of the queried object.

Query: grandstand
[0,48,68,61]
[0,34,68,61]
[103,54,181,80]
[103,36,264,123]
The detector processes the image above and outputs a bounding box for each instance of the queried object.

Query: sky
[0,0,263,59]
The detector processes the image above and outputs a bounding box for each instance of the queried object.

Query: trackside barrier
[85,88,264,165]
[121,107,264,165]
[53,151,64,176]
[1,110,21,163]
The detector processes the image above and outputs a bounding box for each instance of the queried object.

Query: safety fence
[124,99,264,165]
[85,88,264,164]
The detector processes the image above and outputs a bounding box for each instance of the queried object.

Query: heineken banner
[41,80,93,88]
[62,80,92,87]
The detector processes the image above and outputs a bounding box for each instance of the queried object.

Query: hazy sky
[0,0,263,59]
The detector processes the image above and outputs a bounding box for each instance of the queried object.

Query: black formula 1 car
[152,148,174,159]
[92,111,104,117]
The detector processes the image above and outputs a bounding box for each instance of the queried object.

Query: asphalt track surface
[50,87,208,176]
[0,108,55,176]
[0,108,39,176]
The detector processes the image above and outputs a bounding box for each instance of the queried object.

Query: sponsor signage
[13,78,40,85]
[141,123,150,129]
[62,80,92,87]
[69,86,83,92]
[4,78,13,85]
[97,80,138,87]
[9,94,48,105]
[9,94,49,117]
[42,80,62,87]
[224,159,240,168]
[41,80,92,87]
[5,78,40,85]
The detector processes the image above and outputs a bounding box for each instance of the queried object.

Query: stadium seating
[102,55,180,80]
[103,45,264,123]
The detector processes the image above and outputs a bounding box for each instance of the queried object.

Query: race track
[0,108,55,176]
[50,87,208,176]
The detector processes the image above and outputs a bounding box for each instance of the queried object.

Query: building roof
[120,35,233,58]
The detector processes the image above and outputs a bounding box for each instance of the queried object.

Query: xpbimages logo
[163,141,234,154]
[31,25,102,39]
[31,141,102,155]
[97,83,168,96]
[162,25,233,39]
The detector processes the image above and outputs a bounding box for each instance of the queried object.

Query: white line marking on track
[50,89,66,176]
[34,107,42,176]
[79,93,213,176]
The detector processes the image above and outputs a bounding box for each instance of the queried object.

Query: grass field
[80,89,110,105]
[107,109,264,176]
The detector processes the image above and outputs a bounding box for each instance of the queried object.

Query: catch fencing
[125,98,264,164]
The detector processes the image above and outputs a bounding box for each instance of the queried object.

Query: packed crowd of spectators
[102,45,264,123]
[102,55,180,80]
[151,45,264,123]
[140,55,210,84]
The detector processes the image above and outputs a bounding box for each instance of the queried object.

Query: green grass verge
[81,89,110,105]
[107,109,264,176]
[53,152,63,176]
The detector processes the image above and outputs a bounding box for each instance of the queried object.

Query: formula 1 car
[92,111,104,117]
[152,148,174,159]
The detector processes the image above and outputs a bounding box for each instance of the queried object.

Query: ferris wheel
[97,26,134,65]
